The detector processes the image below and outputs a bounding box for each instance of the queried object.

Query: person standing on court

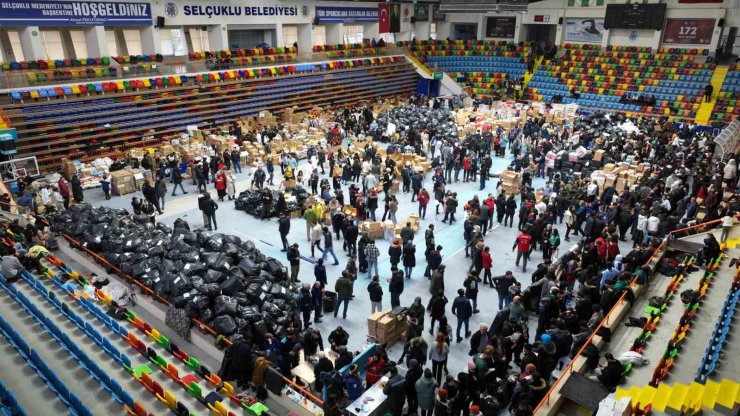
[278,213,291,252]
[287,243,301,283]
[334,271,354,319]
[321,226,340,265]
[388,266,405,308]
[451,288,473,343]
[367,275,384,313]
[512,229,532,272]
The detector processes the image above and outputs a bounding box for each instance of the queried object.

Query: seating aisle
[0,327,68,415]
[0,288,123,415]
[668,248,740,384]
[12,271,193,414]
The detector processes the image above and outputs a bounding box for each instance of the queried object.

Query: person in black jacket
[383,366,407,416]
[218,339,253,389]
[278,213,291,251]
[71,174,84,204]
[299,283,313,327]
[405,359,423,415]
[142,180,162,214]
[367,275,384,313]
[451,289,473,343]
[313,352,334,393]
[388,267,405,308]
[287,243,300,282]
[402,241,416,279]
[504,195,517,228]
[343,217,358,256]
[199,191,218,230]
[171,167,188,196]
[328,326,349,353]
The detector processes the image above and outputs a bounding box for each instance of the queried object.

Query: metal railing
[533,218,723,415]
[0,47,402,90]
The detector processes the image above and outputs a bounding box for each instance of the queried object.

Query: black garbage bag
[233,292,250,306]
[205,234,225,252]
[169,273,193,297]
[209,253,233,272]
[213,295,238,316]
[182,262,207,277]
[220,275,245,296]
[179,250,200,264]
[190,275,204,290]
[263,258,287,280]
[213,315,237,336]
[200,269,224,284]
[245,283,264,303]
[223,235,242,245]
[323,291,337,313]
[199,283,222,298]
[199,308,215,323]
[190,294,211,310]
[174,218,190,231]
[238,258,261,276]
[148,245,165,258]
[240,305,261,322]
[261,301,282,317]
[222,243,240,259]
[182,232,198,245]
[173,289,198,308]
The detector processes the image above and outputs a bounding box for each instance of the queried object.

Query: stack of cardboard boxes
[359,221,385,240]
[367,310,408,347]
[591,163,647,194]
[110,170,136,196]
[499,169,521,195]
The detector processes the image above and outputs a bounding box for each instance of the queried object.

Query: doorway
[525,24,556,44]
[453,24,478,41]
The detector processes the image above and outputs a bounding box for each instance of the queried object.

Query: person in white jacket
[723,159,736,187]
[634,211,648,246]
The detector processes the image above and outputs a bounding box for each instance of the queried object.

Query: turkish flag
[379,3,390,33]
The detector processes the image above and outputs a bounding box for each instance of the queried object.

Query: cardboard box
[593,149,605,162]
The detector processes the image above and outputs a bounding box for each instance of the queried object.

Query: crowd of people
[10,91,737,416]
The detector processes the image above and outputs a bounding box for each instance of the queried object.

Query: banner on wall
[157,1,308,25]
[400,3,412,32]
[485,17,516,39]
[378,3,390,33]
[662,19,715,45]
[315,6,377,24]
[567,0,605,6]
[678,0,722,3]
[414,4,429,22]
[0,1,152,26]
[563,18,605,43]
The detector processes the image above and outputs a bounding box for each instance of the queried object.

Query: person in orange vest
[512,229,532,273]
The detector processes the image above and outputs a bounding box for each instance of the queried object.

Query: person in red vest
[417,188,430,219]
[512,229,532,273]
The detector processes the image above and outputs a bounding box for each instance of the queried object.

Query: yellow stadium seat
[116,81,125,90]
[30,90,40,99]
[71,85,81,95]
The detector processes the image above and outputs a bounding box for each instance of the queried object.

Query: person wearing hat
[469,404,482,416]
[434,388,450,416]
[405,358,423,415]
[344,364,364,402]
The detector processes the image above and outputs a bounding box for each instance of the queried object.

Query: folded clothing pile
[53,204,300,343]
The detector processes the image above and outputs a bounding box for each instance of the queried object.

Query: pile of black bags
[375,104,458,140]
[234,189,301,218]
[53,204,300,342]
